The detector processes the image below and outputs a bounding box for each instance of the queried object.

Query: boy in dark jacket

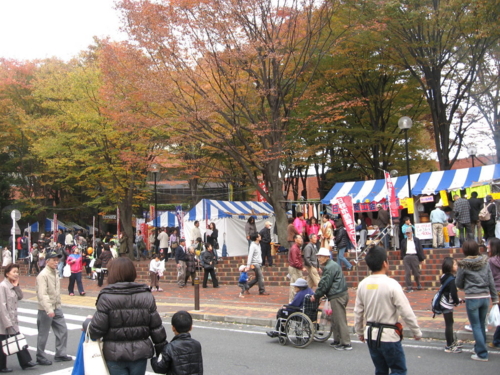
[151,311,203,375]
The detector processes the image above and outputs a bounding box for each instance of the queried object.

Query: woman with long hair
[206,222,218,250]
[86,257,167,375]
[456,240,498,361]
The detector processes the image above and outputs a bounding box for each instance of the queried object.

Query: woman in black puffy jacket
[87,257,167,375]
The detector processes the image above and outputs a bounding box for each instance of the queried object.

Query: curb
[163,311,493,342]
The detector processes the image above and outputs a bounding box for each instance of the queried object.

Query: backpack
[479,203,492,221]
[431,275,455,318]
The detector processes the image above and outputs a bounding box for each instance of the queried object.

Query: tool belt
[366,322,403,347]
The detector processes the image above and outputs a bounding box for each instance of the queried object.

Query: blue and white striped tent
[322,164,500,208]
[184,199,275,257]
[147,211,179,227]
[321,174,420,205]
[187,199,274,220]
[411,164,500,196]
[45,218,70,232]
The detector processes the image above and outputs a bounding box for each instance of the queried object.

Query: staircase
[11,246,474,289]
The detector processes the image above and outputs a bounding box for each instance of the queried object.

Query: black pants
[444,311,455,346]
[203,268,219,287]
[185,271,196,286]
[29,260,39,275]
[97,269,107,287]
[0,333,32,370]
[261,242,273,266]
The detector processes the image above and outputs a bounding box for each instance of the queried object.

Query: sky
[0,0,125,61]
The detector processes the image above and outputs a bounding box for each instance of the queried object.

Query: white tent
[184,199,275,257]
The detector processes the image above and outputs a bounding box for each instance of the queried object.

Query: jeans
[336,247,352,270]
[58,261,64,278]
[247,264,265,294]
[107,358,147,375]
[368,340,407,375]
[381,227,390,249]
[465,298,489,359]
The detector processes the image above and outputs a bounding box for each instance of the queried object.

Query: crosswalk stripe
[18,307,87,322]
[18,315,82,330]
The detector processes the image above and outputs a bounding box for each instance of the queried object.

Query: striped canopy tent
[321,174,420,210]
[184,199,275,257]
[45,218,70,232]
[411,164,500,195]
[147,211,179,227]
[27,222,39,233]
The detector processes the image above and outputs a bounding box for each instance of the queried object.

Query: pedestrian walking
[311,248,351,350]
[35,251,72,366]
[0,263,37,371]
[456,240,498,361]
[66,247,85,296]
[354,246,422,374]
[201,244,219,288]
[85,257,167,375]
[246,233,269,295]
[439,257,463,353]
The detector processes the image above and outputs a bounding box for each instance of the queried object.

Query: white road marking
[18,315,82,330]
[18,307,87,321]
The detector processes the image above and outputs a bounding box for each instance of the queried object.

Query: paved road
[13,300,499,375]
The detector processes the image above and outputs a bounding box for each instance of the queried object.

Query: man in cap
[311,248,351,350]
[400,226,425,292]
[266,278,313,338]
[175,239,188,287]
[36,251,72,366]
[430,203,447,248]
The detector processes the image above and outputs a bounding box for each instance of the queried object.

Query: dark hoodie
[489,255,500,292]
[456,255,498,302]
[334,223,349,249]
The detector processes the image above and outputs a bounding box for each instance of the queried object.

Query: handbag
[1,333,28,356]
[63,264,71,278]
[83,325,109,375]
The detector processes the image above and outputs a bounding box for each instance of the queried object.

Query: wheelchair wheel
[313,310,333,342]
[278,336,287,345]
[285,312,314,348]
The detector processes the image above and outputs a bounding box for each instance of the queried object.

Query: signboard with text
[415,223,432,240]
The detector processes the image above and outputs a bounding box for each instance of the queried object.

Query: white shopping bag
[83,325,109,375]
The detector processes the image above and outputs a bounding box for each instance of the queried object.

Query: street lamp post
[468,146,477,168]
[151,163,160,241]
[398,116,413,218]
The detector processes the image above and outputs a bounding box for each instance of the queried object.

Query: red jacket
[288,243,303,269]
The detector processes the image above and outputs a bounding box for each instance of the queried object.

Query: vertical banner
[384,172,399,218]
[116,207,120,238]
[53,214,58,243]
[440,190,449,207]
[256,182,268,202]
[406,197,414,214]
[175,206,185,239]
[336,196,357,246]
[149,205,156,227]
[92,216,96,251]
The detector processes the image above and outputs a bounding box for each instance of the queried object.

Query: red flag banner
[384,172,399,218]
[336,196,356,246]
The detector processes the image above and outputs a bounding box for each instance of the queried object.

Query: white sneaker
[464,324,488,332]
[471,354,488,362]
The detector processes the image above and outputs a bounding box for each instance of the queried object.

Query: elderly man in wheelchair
[267,278,313,338]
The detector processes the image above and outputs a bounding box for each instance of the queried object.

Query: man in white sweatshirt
[354,246,422,375]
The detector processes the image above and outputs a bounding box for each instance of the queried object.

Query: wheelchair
[276,295,333,348]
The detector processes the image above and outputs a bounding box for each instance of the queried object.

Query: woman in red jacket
[66,247,85,296]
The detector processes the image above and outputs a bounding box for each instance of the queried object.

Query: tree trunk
[118,185,135,262]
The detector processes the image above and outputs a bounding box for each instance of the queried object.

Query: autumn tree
[471,48,500,162]
[26,54,165,259]
[377,0,500,170]
[115,0,347,241]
